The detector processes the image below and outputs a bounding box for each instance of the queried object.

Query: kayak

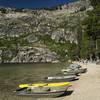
[19,82,71,88]
[16,86,68,97]
[46,75,77,82]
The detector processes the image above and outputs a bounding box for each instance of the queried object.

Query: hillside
[0,0,93,63]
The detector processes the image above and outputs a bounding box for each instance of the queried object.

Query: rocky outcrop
[0,47,58,63]
[11,47,58,63]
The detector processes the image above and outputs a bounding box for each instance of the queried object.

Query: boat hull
[17,90,65,97]
[16,86,70,98]
[62,68,87,74]
[46,76,77,82]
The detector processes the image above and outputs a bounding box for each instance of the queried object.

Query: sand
[38,62,100,100]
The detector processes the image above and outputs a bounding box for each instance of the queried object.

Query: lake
[0,63,66,100]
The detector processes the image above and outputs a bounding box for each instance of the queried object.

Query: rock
[26,34,38,43]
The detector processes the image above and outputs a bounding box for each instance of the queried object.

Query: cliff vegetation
[0,0,98,63]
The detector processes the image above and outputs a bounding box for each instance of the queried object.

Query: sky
[0,0,77,8]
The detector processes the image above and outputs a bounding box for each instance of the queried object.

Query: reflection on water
[0,63,65,100]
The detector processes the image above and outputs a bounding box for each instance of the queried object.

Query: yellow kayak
[19,82,71,88]
[47,82,71,87]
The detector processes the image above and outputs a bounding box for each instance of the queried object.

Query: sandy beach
[38,62,100,100]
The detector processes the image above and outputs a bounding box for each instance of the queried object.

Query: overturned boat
[68,64,81,69]
[62,68,87,74]
[62,64,87,74]
[15,82,72,97]
[45,75,78,82]
[61,70,79,76]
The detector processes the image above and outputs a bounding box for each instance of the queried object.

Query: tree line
[78,0,100,61]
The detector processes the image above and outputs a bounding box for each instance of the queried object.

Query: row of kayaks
[45,63,87,82]
[15,63,87,97]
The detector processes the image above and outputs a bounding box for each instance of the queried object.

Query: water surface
[0,63,66,100]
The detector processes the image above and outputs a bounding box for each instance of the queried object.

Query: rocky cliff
[0,0,93,63]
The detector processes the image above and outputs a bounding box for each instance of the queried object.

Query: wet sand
[38,63,100,100]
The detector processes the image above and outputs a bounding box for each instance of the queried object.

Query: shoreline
[38,62,100,100]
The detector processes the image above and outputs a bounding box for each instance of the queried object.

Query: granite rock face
[0,0,93,63]
[11,47,58,63]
